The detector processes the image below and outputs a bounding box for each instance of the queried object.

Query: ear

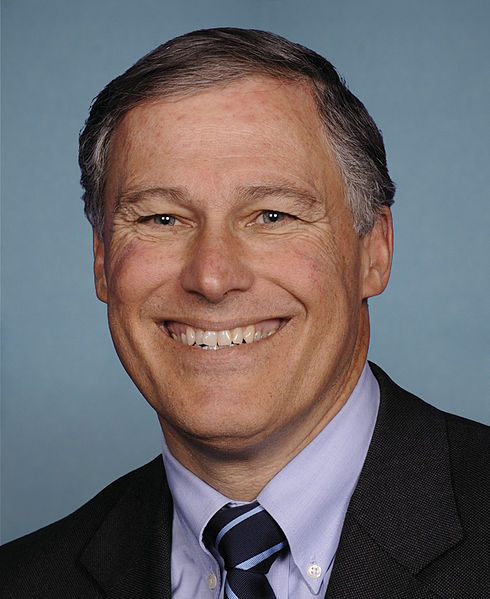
[360,206,393,299]
[93,228,108,304]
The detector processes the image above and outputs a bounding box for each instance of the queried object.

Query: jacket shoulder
[329,363,490,598]
[444,410,490,525]
[370,361,489,479]
[370,361,489,439]
[0,456,165,598]
[368,362,490,594]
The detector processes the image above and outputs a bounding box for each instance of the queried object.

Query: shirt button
[307,563,322,579]
[207,573,218,589]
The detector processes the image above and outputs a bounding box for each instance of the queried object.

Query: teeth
[169,322,279,348]
[231,327,243,344]
[195,328,204,345]
[243,325,255,343]
[202,330,218,347]
[217,330,232,346]
[186,326,195,346]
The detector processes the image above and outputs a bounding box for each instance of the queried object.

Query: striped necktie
[203,501,287,599]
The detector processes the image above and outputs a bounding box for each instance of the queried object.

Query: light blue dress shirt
[161,362,380,598]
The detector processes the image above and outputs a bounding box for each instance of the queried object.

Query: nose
[180,226,254,303]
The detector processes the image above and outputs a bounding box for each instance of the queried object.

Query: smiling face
[94,76,392,473]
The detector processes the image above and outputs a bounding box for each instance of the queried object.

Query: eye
[151,214,176,226]
[259,211,287,224]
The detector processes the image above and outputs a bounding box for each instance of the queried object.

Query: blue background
[2,0,489,543]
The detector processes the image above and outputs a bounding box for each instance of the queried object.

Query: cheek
[268,233,348,297]
[106,240,175,307]
[268,233,364,344]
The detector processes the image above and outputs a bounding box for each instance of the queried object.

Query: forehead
[106,76,343,202]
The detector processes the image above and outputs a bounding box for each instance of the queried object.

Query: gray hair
[79,28,395,238]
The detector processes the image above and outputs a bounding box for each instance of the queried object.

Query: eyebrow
[114,187,188,214]
[114,183,324,214]
[235,184,323,212]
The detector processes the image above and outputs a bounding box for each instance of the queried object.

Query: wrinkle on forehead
[110,76,328,156]
[104,75,344,216]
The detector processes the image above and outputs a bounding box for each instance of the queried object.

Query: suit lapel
[325,364,464,599]
[79,456,173,599]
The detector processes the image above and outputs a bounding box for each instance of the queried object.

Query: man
[1,28,488,598]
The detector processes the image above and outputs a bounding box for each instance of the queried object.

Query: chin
[157,390,279,446]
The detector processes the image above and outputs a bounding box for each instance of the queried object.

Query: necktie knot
[204,501,287,599]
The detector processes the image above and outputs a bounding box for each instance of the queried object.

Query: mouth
[163,318,286,350]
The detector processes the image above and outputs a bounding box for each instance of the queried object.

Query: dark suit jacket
[1,364,489,598]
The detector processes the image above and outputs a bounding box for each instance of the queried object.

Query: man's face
[94,76,391,466]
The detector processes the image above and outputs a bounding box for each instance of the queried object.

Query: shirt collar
[161,362,379,593]
[162,434,229,530]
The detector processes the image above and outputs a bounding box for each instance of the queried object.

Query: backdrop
[2,0,489,544]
